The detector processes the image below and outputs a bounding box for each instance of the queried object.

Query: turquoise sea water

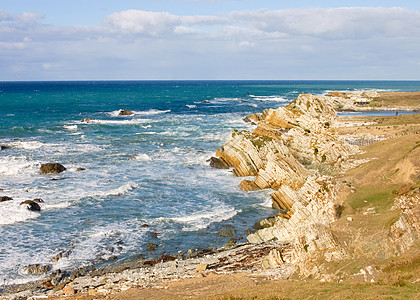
[0,80,419,285]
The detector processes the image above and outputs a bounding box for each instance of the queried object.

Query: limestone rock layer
[214,93,359,276]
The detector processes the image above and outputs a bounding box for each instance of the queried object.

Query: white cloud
[1,7,420,80]
[103,10,181,35]
[229,7,420,39]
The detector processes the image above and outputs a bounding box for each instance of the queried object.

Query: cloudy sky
[1,0,420,81]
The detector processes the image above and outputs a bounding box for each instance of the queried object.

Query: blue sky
[1,0,420,80]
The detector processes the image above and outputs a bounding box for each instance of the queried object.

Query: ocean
[1,80,419,285]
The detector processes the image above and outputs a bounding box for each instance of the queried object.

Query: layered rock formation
[213,93,359,276]
[389,188,420,254]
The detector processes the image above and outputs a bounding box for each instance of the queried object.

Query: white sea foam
[0,157,37,176]
[169,203,238,231]
[9,141,44,149]
[94,182,138,198]
[63,124,78,130]
[54,221,146,270]
[142,125,152,129]
[186,104,197,109]
[0,201,41,225]
[80,119,151,125]
[133,153,152,161]
[134,109,170,115]
[249,95,288,102]
[108,109,170,117]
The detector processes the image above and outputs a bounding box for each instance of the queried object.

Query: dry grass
[370,92,420,110]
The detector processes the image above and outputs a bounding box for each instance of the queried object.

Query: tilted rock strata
[389,188,420,253]
[214,93,358,277]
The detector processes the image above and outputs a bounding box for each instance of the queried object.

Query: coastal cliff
[2,91,419,299]
[213,91,420,279]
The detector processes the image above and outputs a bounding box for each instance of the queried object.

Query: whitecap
[0,157,37,176]
[186,104,197,109]
[249,95,288,102]
[169,203,238,231]
[63,125,78,131]
[94,182,138,198]
[132,154,152,161]
[132,109,171,116]
[108,109,170,117]
[142,125,152,129]
[0,202,40,225]
[80,119,151,125]
[10,141,44,150]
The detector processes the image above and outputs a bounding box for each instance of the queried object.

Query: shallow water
[1,80,419,285]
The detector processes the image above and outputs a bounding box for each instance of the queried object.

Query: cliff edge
[212,91,420,281]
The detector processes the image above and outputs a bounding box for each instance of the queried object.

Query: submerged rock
[40,163,66,174]
[20,199,42,211]
[1,145,10,150]
[222,238,237,249]
[119,109,134,116]
[81,118,92,123]
[0,196,13,202]
[146,243,158,251]
[218,225,237,237]
[76,167,86,171]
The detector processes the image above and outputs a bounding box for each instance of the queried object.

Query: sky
[1,0,420,81]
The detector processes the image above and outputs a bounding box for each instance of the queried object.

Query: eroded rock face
[389,188,420,253]
[40,163,66,174]
[213,93,358,277]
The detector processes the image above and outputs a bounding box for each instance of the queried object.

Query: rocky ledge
[211,91,420,278]
[212,93,360,277]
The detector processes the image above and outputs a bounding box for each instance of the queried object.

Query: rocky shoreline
[1,90,419,299]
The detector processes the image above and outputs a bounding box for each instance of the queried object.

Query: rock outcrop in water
[119,109,134,116]
[0,196,13,202]
[20,199,43,211]
[214,93,360,276]
[39,163,66,174]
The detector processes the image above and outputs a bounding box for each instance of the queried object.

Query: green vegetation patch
[348,186,396,213]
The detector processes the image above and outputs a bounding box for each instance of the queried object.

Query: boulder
[76,167,86,171]
[119,109,134,116]
[218,225,236,237]
[0,196,13,202]
[81,118,92,123]
[207,157,229,169]
[20,200,42,211]
[40,163,66,174]
[63,285,75,296]
[1,145,10,150]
